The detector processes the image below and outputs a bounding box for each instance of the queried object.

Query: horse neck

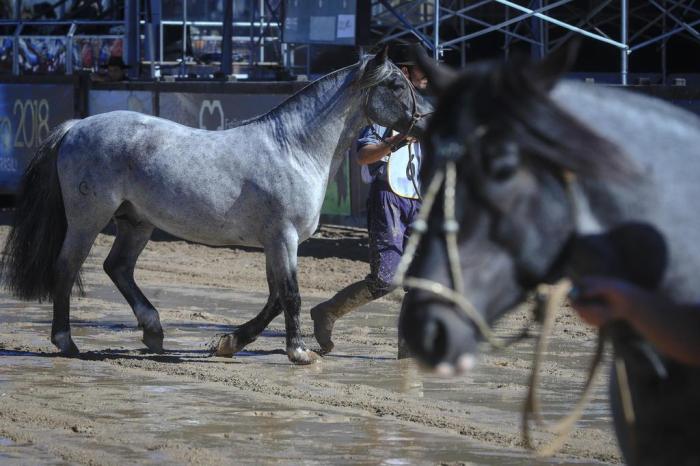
[254,66,368,176]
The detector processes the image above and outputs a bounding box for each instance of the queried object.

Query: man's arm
[356,133,411,166]
[571,277,700,367]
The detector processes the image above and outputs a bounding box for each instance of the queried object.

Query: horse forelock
[357,56,399,90]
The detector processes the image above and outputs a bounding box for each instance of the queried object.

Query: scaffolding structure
[1,1,700,83]
[371,0,700,84]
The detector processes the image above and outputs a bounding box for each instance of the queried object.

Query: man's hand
[384,133,412,150]
[570,277,650,328]
[570,276,700,367]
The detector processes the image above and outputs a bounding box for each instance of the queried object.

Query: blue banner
[89,90,153,116]
[0,83,74,193]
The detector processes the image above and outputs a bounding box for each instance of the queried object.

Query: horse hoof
[142,330,164,354]
[311,308,335,354]
[287,347,320,365]
[211,333,244,357]
[51,332,80,357]
[318,340,334,355]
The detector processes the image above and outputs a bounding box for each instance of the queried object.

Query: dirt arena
[0,225,619,465]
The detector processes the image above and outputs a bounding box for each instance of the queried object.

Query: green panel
[321,156,351,216]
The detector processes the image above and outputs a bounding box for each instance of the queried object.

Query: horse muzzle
[400,289,479,374]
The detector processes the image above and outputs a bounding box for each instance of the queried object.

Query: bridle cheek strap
[393,161,507,348]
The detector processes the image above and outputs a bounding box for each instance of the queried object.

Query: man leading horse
[311,45,429,355]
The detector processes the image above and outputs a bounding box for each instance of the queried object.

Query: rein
[394,154,632,457]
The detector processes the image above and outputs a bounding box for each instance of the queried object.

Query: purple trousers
[365,180,421,298]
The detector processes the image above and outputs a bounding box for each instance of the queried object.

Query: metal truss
[3,0,699,83]
[371,0,700,84]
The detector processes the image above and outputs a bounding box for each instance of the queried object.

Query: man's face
[401,66,428,90]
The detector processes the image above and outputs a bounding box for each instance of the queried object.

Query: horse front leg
[212,294,282,357]
[268,231,319,365]
[213,259,282,356]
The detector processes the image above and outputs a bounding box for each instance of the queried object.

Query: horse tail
[1,119,81,301]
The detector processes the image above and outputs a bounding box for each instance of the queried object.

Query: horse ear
[528,38,581,90]
[368,44,389,68]
[413,45,457,94]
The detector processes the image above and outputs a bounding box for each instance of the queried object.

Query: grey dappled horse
[400,47,700,464]
[1,48,431,365]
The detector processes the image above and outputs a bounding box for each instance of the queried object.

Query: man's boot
[310,280,374,354]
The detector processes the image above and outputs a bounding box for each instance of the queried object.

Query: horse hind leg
[103,214,163,353]
[51,226,102,356]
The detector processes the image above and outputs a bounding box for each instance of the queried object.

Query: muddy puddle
[1,280,617,465]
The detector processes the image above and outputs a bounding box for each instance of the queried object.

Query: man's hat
[388,42,430,66]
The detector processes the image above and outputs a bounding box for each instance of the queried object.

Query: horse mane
[236,54,391,131]
[452,58,641,183]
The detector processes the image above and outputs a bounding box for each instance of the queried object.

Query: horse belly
[133,192,266,247]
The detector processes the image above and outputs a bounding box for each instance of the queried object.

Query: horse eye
[484,144,519,181]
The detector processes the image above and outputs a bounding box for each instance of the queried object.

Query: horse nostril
[401,297,478,369]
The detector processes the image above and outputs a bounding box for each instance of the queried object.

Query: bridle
[392,129,621,457]
[393,126,525,348]
[393,159,511,347]
[363,65,433,139]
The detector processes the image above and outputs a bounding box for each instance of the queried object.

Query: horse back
[55,110,323,246]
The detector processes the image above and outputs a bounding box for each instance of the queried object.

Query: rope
[522,279,606,457]
[407,143,423,201]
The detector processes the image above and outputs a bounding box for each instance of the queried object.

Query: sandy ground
[0,225,620,465]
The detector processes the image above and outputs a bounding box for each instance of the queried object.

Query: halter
[393,134,626,457]
[362,65,433,151]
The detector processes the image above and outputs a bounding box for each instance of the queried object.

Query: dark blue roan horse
[399,45,700,465]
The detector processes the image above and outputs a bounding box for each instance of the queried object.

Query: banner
[159,92,286,129]
[0,83,74,192]
[89,90,153,115]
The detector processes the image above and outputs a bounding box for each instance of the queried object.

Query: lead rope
[395,162,633,457]
[522,279,607,456]
[406,144,423,201]
[522,174,638,456]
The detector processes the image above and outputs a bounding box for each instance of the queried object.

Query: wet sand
[0,226,620,465]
